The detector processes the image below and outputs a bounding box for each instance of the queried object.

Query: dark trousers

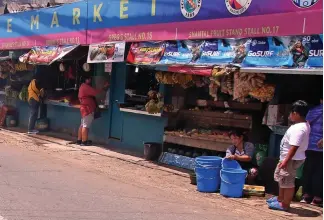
[28,98,39,131]
[303,150,323,198]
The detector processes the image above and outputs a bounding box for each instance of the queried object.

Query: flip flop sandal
[266,197,278,205]
[300,195,312,204]
[268,201,288,212]
[68,140,82,145]
[311,199,323,207]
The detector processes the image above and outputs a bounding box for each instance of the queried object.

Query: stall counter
[118,110,167,152]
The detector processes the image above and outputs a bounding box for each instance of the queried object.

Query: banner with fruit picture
[87,42,126,63]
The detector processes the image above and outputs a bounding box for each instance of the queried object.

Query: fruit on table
[145,90,164,114]
[187,129,198,136]
[163,104,174,112]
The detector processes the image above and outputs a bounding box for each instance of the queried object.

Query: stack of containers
[220,159,247,198]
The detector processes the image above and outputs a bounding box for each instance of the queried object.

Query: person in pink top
[76,76,109,146]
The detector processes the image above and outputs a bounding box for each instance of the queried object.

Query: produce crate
[243,185,265,197]
[180,110,252,129]
[163,134,229,152]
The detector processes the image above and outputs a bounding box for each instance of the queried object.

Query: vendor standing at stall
[301,99,323,206]
[27,77,44,134]
[225,130,258,184]
[76,76,109,146]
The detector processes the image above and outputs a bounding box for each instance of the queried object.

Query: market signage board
[127,35,323,68]
[0,1,87,50]
[87,42,126,63]
[19,45,79,65]
[87,0,323,43]
[0,0,322,49]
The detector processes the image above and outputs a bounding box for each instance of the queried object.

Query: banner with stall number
[127,42,165,65]
[87,42,126,63]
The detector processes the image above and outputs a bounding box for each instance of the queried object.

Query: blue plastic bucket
[195,156,222,193]
[196,166,221,193]
[222,159,242,170]
[195,156,222,168]
[220,169,247,198]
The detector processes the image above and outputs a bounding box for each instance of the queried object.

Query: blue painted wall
[106,62,167,153]
[17,100,29,127]
[16,100,111,144]
[120,112,167,152]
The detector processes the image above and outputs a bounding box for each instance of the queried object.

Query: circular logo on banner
[292,0,319,8]
[181,0,202,19]
[225,0,252,15]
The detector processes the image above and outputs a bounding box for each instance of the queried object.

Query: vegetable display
[233,72,266,103]
[249,84,275,102]
[156,72,194,88]
[145,90,164,114]
[209,65,239,101]
[18,86,28,102]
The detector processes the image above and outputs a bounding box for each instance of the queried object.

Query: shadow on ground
[289,206,322,218]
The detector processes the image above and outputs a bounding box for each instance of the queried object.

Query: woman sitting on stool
[225,129,258,184]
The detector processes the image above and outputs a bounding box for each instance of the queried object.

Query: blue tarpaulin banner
[153,35,323,68]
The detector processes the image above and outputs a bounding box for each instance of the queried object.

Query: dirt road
[0,130,321,220]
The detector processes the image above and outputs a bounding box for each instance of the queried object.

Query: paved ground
[0,130,322,220]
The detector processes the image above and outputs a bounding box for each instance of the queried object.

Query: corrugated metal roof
[0,0,80,14]
[4,2,47,13]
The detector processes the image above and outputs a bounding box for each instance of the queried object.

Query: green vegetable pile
[19,86,28,102]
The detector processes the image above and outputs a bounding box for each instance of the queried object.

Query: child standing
[267,100,310,211]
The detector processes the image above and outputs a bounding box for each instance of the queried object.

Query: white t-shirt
[280,122,311,161]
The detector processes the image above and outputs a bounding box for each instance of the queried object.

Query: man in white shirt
[267,100,310,211]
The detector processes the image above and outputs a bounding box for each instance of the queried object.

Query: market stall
[123,35,323,173]
[20,45,111,138]
[0,0,321,154]
[0,50,36,128]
